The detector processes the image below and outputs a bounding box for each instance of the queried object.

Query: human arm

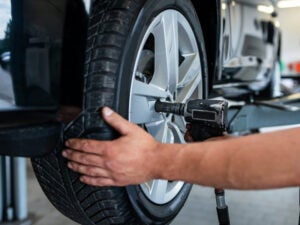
[63,107,300,189]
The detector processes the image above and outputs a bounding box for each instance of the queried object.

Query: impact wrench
[155,99,230,225]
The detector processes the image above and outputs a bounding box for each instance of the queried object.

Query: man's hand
[63,107,162,187]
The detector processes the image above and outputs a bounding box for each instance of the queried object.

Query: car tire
[32,0,208,224]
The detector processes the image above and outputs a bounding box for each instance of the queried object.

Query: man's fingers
[102,107,135,135]
[65,139,110,154]
[65,107,138,152]
[68,162,109,178]
[80,176,118,187]
[62,150,105,167]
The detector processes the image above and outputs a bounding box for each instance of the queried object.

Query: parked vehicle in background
[0,0,280,224]
[219,0,281,100]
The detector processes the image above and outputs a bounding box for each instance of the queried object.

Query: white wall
[278,7,300,63]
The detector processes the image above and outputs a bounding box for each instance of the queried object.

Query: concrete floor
[27,164,299,225]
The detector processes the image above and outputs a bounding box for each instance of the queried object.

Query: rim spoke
[165,126,175,143]
[130,79,169,124]
[129,96,161,124]
[151,11,179,94]
[169,122,186,143]
[177,71,202,103]
[149,180,169,203]
[174,115,186,133]
[178,53,201,89]
[176,53,202,102]
[145,120,169,142]
[132,79,169,99]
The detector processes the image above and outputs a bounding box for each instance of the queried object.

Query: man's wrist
[154,143,183,181]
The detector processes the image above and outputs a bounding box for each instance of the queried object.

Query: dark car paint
[0,0,279,157]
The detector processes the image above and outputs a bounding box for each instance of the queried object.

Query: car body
[0,0,279,108]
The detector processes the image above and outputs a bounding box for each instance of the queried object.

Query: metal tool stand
[0,156,31,225]
[228,93,300,133]
[0,122,62,225]
[215,189,230,225]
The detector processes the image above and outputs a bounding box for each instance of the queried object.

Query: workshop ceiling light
[274,20,281,28]
[222,3,227,10]
[257,5,275,14]
[277,0,300,8]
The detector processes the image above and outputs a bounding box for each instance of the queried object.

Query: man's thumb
[102,107,132,135]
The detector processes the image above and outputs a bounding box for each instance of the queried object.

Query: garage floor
[27,164,299,225]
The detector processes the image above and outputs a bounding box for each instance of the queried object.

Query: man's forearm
[161,128,300,190]
[64,108,300,189]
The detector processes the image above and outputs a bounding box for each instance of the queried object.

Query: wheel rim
[129,10,203,205]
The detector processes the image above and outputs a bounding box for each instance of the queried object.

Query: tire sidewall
[114,0,208,224]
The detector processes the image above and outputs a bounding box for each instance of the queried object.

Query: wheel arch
[59,0,88,108]
[191,0,222,92]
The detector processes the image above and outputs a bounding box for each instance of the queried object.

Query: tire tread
[32,0,143,224]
